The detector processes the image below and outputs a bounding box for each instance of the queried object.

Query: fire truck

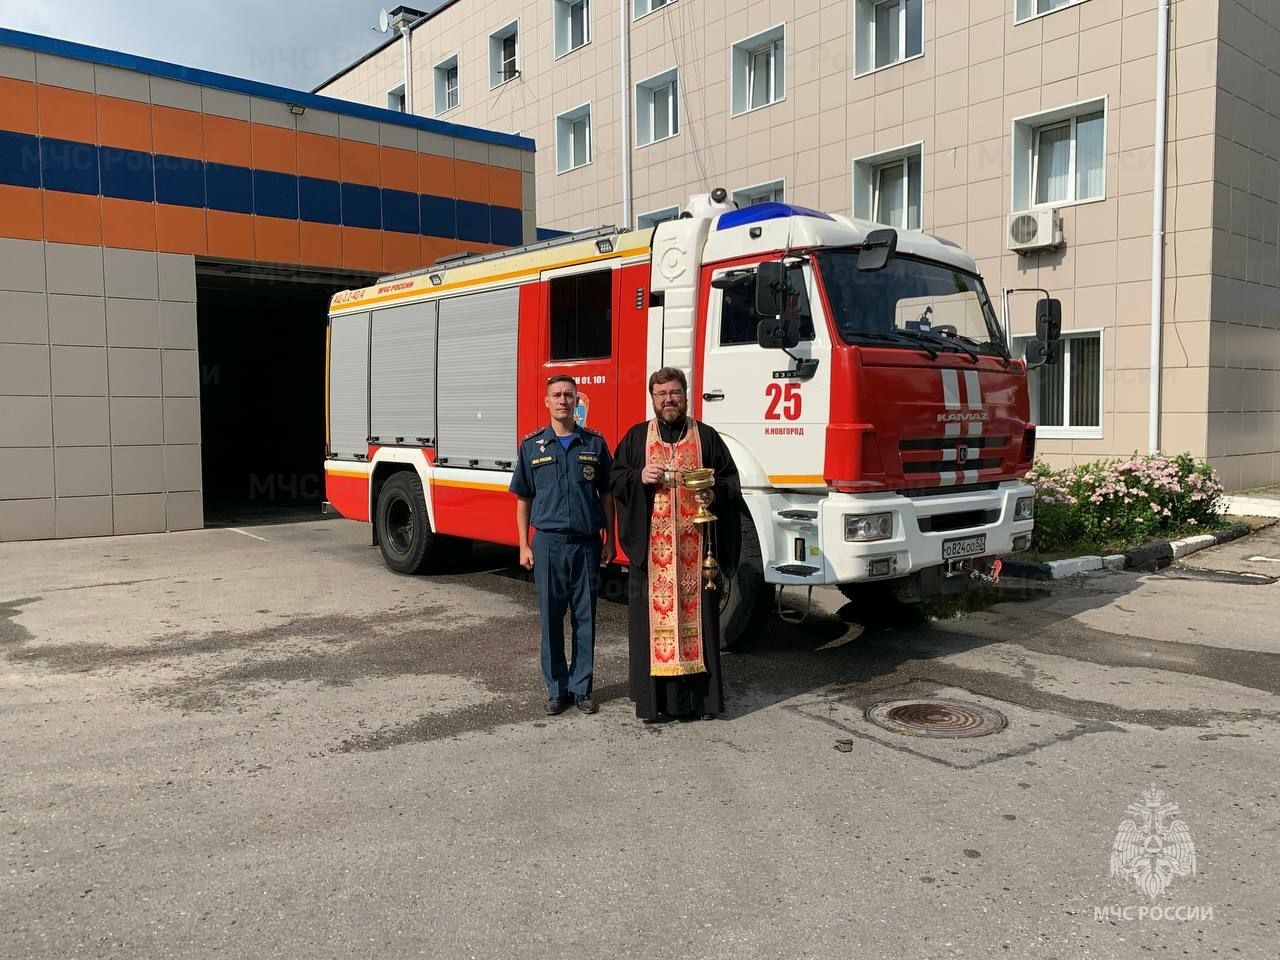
[323,189,1060,647]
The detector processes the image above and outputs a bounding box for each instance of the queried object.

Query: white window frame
[554,0,591,59]
[854,0,925,77]
[386,83,406,113]
[1011,96,1108,212]
[1015,0,1089,25]
[556,102,593,174]
[636,68,679,147]
[731,179,785,208]
[852,142,924,230]
[634,0,674,20]
[731,24,786,117]
[433,55,460,116]
[1013,329,1105,439]
[637,206,679,229]
[489,20,521,89]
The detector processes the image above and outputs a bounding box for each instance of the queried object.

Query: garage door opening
[196,263,378,527]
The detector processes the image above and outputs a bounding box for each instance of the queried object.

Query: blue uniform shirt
[509,424,613,536]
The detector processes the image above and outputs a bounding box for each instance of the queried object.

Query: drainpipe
[619,0,633,227]
[400,20,414,114]
[1148,0,1171,452]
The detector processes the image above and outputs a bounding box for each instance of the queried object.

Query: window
[732,180,784,207]
[634,0,673,18]
[387,84,406,113]
[1015,0,1086,23]
[556,103,592,173]
[1014,332,1103,436]
[636,69,678,146]
[855,0,923,75]
[489,22,519,88]
[550,270,613,360]
[637,206,679,229]
[853,144,923,230]
[434,56,459,115]
[1013,99,1106,210]
[731,25,785,115]
[555,0,590,57]
[716,264,814,347]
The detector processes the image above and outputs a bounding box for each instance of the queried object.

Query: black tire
[719,512,772,650]
[375,471,446,575]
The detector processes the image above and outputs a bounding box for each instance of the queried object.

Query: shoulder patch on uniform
[580,426,604,438]
[521,428,544,442]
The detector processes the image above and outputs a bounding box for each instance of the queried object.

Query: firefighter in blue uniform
[510,375,616,715]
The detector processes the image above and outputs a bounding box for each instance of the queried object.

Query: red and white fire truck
[324,189,1059,646]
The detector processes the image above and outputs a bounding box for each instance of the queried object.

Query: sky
[0,0,423,92]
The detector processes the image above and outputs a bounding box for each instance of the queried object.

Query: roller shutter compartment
[370,300,438,444]
[328,311,370,459]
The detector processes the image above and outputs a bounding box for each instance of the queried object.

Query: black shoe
[701,713,717,721]
[575,695,597,715]
[545,695,569,716]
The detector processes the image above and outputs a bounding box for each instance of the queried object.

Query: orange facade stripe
[152,104,204,159]
[453,159,490,205]
[203,114,251,167]
[252,123,297,175]
[380,145,418,193]
[254,215,300,265]
[101,197,157,250]
[37,84,96,142]
[95,96,152,152]
[489,167,523,210]
[341,225,382,271]
[0,184,43,239]
[297,131,339,180]
[155,203,207,255]
[43,190,101,245]
[339,138,380,188]
[418,153,454,197]
[207,209,254,259]
[382,231,421,274]
[300,221,343,268]
[0,77,38,135]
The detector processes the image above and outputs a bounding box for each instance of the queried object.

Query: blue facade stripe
[2,131,524,243]
[381,188,419,235]
[154,154,205,207]
[341,182,381,230]
[456,200,490,244]
[299,176,341,226]
[205,162,253,215]
[99,146,155,203]
[39,138,99,195]
[0,130,41,189]
[253,169,299,220]
[420,194,457,239]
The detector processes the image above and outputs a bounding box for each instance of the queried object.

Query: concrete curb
[999,522,1256,581]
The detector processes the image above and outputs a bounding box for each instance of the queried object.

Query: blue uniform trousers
[533,531,600,699]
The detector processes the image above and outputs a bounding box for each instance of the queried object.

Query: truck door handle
[703,390,725,401]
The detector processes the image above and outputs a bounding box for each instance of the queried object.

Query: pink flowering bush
[1025,453,1225,552]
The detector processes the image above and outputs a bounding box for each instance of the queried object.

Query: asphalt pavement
[3,517,1278,959]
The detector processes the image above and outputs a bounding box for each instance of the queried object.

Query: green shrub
[1024,453,1226,553]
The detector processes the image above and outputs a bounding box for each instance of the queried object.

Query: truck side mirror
[757,315,800,350]
[1024,339,1060,367]
[755,261,785,318]
[1036,298,1062,341]
[857,228,897,271]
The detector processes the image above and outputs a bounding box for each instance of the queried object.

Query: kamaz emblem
[937,412,990,422]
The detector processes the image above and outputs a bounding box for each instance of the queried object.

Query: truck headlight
[1015,497,1034,521]
[844,512,893,542]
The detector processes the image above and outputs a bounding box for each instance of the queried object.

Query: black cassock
[609,417,742,720]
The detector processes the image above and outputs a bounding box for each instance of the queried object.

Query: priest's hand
[641,464,665,485]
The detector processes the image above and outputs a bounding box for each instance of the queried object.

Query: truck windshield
[814,250,1007,359]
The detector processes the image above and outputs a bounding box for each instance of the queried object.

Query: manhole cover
[865,699,1007,738]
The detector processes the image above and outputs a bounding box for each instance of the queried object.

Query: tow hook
[969,558,1003,585]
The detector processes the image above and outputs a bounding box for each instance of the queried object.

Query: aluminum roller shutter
[436,287,519,468]
[370,300,438,444]
[328,311,370,459]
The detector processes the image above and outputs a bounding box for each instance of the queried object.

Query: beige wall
[0,240,203,541]
[321,0,1280,489]
[1208,0,1280,491]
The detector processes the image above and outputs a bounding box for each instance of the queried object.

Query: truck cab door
[696,262,831,490]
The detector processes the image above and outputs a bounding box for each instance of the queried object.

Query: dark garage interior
[196,263,378,526]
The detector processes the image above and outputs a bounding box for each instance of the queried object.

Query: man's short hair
[648,367,687,394]
[546,374,577,392]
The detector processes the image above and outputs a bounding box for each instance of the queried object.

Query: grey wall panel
[370,301,437,443]
[437,288,519,468]
[329,311,370,459]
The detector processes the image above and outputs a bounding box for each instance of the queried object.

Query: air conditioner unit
[1007,208,1063,254]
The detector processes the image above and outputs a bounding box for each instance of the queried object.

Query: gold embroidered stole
[646,418,707,677]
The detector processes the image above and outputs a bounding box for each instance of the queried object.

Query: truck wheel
[719,512,772,650]
[375,471,443,575]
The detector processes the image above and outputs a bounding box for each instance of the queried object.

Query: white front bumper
[760,482,1035,586]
